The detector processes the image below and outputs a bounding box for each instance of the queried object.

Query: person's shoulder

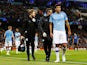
[41,16,45,19]
[61,11,66,13]
[15,32,20,35]
[5,30,9,32]
[50,13,56,17]
[18,32,21,35]
[39,16,44,21]
[15,32,17,34]
[61,11,67,15]
[61,11,66,14]
[10,30,13,33]
[52,12,56,15]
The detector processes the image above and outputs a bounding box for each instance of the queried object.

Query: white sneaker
[6,53,10,55]
[62,55,66,62]
[54,60,60,63]
[0,50,2,53]
[0,48,4,53]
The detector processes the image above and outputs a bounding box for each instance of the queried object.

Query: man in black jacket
[23,9,37,61]
[39,8,53,61]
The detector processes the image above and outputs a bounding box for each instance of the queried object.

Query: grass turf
[0,50,87,65]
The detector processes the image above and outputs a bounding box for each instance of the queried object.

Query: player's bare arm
[49,22,53,38]
[65,20,71,36]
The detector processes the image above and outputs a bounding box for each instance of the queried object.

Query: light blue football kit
[5,30,13,46]
[49,11,68,44]
[15,32,21,41]
[49,11,68,31]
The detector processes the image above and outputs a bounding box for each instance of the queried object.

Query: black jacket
[39,16,50,34]
[39,16,51,40]
[23,17,37,38]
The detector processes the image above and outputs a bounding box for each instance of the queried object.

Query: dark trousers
[26,37,35,61]
[43,38,52,60]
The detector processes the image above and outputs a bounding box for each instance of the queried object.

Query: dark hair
[55,3,61,8]
[46,8,52,13]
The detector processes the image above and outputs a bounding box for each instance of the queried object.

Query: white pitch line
[0,56,87,64]
[66,61,87,65]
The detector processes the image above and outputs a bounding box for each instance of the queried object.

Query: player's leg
[31,39,35,60]
[0,42,3,52]
[74,43,78,51]
[26,40,30,61]
[76,44,78,51]
[34,33,38,52]
[15,41,18,54]
[8,41,12,55]
[54,44,60,62]
[1,41,5,52]
[61,31,67,62]
[47,39,52,61]
[43,39,48,61]
[6,47,9,55]
[53,30,60,62]
[5,41,10,55]
[15,41,20,54]
[5,41,12,55]
[62,43,67,62]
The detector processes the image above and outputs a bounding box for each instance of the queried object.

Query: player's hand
[25,31,27,33]
[43,32,47,37]
[26,38,28,41]
[21,36,25,39]
[50,33,53,38]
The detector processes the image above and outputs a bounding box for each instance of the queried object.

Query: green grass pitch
[0,50,87,65]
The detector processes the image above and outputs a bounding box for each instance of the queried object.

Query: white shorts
[53,30,67,44]
[5,41,12,47]
[15,41,21,48]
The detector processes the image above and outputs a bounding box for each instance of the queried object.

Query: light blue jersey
[5,30,13,42]
[49,11,68,31]
[15,32,21,41]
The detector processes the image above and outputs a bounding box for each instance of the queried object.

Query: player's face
[47,10,52,16]
[16,29,19,32]
[74,33,77,36]
[55,6,61,13]
[10,27,12,30]
[31,11,36,18]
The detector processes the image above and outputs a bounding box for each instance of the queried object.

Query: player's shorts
[53,30,67,44]
[15,41,21,48]
[5,41,12,47]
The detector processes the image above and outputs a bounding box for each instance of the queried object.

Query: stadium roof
[68,0,87,2]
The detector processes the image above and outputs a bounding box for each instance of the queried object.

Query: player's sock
[0,48,1,52]
[34,35,38,52]
[34,42,38,52]
[55,47,60,62]
[62,47,66,62]
[6,48,10,55]
[16,48,18,54]
[29,46,32,54]
[0,48,4,52]
[6,47,11,55]
[6,48,9,52]
[9,47,11,51]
